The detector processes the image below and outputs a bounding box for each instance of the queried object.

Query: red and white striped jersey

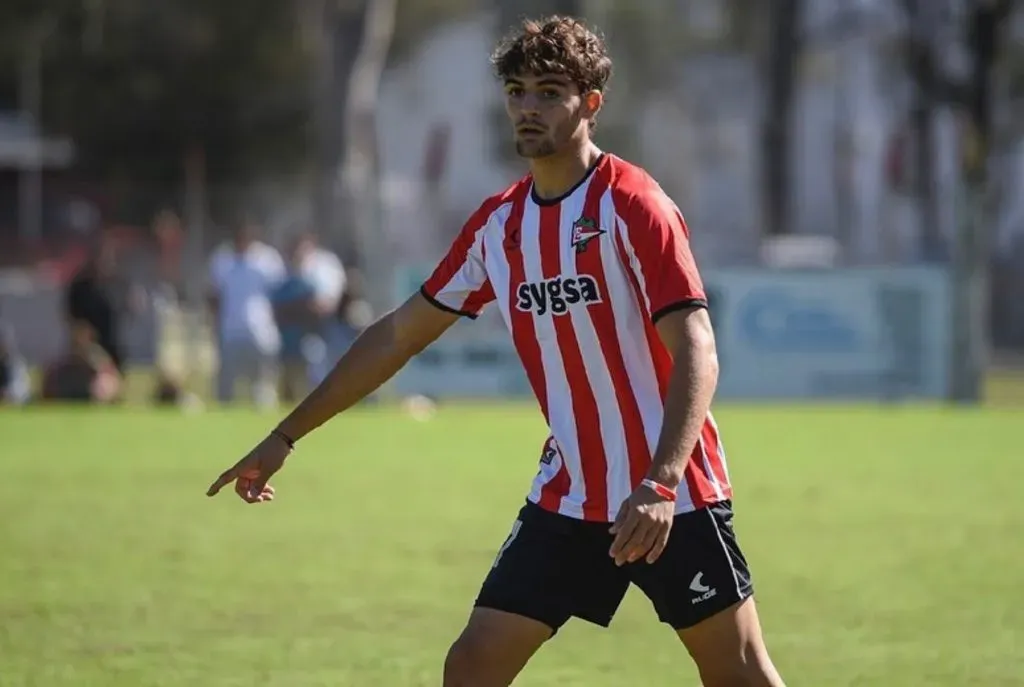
[422,154,731,522]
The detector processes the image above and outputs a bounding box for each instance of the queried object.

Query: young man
[207,16,785,687]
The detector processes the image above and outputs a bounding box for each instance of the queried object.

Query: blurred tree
[899,0,1012,262]
[304,0,370,257]
[901,0,946,261]
[0,0,311,218]
[950,0,1013,403]
[339,0,397,306]
[306,0,478,233]
[389,0,481,65]
[963,0,1012,184]
[495,0,581,29]
[726,0,767,53]
[761,0,802,238]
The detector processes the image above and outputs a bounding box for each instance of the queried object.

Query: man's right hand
[206,433,292,503]
[204,290,460,504]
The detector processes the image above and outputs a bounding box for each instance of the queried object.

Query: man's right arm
[274,291,458,442]
[275,195,500,445]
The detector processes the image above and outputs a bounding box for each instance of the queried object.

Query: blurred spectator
[152,209,185,301]
[271,232,346,402]
[0,318,31,406]
[65,241,126,372]
[40,320,122,404]
[207,216,285,408]
[151,368,196,408]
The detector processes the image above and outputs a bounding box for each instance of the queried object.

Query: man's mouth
[517,124,545,135]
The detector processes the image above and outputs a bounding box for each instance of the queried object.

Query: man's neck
[530,143,603,201]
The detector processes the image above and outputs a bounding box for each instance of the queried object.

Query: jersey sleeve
[620,189,707,323]
[420,202,497,319]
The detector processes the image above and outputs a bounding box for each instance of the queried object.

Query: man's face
[504,73,596,159]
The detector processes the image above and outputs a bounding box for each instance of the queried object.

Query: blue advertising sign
[705,267,952,399]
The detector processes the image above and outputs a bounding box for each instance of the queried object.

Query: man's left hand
[608,484,675,566]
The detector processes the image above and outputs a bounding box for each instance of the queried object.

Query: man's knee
[443,632,503,687]
[680,598,784,687]
[442,635,474,687]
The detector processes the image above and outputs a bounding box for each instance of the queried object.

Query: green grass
[0,403,1022,686]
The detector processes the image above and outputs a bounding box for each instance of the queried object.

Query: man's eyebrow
[503,76,570,87]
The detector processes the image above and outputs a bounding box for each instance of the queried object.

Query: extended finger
[206,468,237,496]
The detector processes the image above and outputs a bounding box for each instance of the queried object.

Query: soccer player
[207,15,786,687]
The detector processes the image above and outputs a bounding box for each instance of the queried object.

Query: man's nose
[520,92,542,114]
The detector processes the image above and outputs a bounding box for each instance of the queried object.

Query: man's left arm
[646,306,719,490]
[608,188,718,566]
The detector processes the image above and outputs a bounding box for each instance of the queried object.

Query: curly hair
[490,15,612,94]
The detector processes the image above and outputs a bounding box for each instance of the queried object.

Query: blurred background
[2,3,1023,686]
[0,0,1022,407]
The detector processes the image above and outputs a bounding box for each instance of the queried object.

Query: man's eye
[541,90,560,99]
[506,88,524,97]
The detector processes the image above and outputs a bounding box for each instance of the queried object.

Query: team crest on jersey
[571,216,605,253]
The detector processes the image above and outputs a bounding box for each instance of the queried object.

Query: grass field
[1,402,1022,686]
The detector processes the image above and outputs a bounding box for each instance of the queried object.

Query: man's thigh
[629,500,754,630]
[475,501,630,633]
[444,607,553,687]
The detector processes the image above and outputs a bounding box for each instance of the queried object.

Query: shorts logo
[515,275,601,316]
[689,571,718,605]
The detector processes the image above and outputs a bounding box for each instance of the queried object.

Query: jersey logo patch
[571,216,605,253]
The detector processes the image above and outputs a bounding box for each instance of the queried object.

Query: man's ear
[582,90,603,121]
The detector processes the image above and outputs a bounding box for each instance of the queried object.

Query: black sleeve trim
[651,298,708,324]
[419,285,479,320]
